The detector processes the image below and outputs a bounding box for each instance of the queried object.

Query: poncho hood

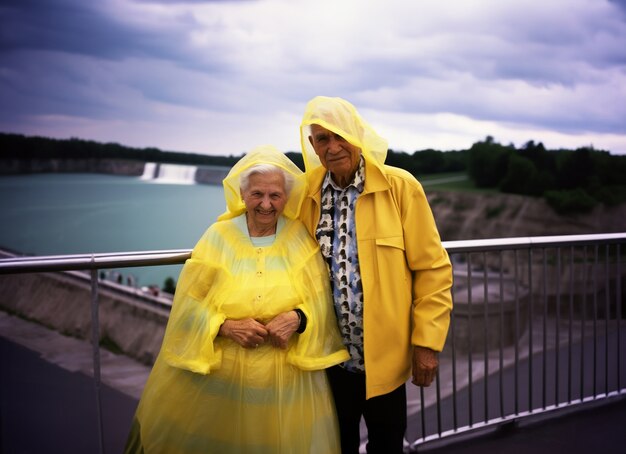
[218,145,306,221]
[300,96,389,175]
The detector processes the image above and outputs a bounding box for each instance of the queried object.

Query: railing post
[567,246,574,404]
[451,283,458,431]
[555,247,562,408]
[528,248,534,412]
[498,251,505,418]
[466,253,474,427]
[90,263,105,454]
[542,248,547,410]
[617,244,622,391]
[482,252,489,423]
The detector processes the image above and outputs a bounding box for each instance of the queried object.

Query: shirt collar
[322,156,365,194]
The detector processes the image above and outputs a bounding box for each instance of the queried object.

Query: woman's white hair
[239,163,294,195]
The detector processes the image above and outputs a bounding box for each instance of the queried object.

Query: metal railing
[0,249,191,454]
[407,232,626,451]
[1,233,625,453]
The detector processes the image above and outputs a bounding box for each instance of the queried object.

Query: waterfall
[141,163,197,184]
[141,163,158,180]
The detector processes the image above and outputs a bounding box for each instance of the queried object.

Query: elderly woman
[125,146,349,453]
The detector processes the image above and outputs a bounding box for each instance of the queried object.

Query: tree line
[0,132,242,167]
[466,136,626,213]
[2,132,625,213]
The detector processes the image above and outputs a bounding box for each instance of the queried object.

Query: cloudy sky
[1,0,625,156]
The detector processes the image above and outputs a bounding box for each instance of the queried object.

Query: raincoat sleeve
[161,226,229,374]
[393,170,453,351]
[283,221,350,370]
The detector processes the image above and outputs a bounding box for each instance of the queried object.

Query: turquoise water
[0,173,226,288]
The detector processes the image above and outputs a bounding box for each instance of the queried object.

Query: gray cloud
[1,0,625,154]
[2,0,144,58]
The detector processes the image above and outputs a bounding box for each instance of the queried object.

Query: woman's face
[241,171,287,230]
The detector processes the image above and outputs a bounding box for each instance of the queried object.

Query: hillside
[427,190,626,241]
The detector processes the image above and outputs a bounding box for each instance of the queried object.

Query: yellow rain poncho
[125,146,349,453]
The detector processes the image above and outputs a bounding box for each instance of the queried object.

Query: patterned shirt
[316,158,366,372]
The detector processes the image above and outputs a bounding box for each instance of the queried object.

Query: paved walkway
[419,396,626,453]
[0,312,149,453]
[2,311,626,454]
[0,311,150,400]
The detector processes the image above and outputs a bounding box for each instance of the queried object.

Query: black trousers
[326,366,407,454]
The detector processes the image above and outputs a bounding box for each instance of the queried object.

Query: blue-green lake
[0,172,226,288]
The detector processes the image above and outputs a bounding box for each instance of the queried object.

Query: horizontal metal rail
[0,249,192,274]
[2,233,625,274]
[443,232,626,253]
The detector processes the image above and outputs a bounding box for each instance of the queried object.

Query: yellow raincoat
[299,97,453,399]
[125,146,349,454]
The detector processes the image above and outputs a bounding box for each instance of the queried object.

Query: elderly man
[298,96,453,453]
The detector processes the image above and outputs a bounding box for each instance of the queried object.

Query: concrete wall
[0,271,169,365]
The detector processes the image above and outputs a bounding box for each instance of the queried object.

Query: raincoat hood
[218,145,306,221]
[300,96,389,174]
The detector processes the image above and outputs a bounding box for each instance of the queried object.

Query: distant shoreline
[2,158,625,241]
[0,158,230,185]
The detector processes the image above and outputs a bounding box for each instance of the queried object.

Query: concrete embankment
[427,189,626,242]
[0,270,169,366]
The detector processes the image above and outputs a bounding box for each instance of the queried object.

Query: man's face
[308,124,362,187]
